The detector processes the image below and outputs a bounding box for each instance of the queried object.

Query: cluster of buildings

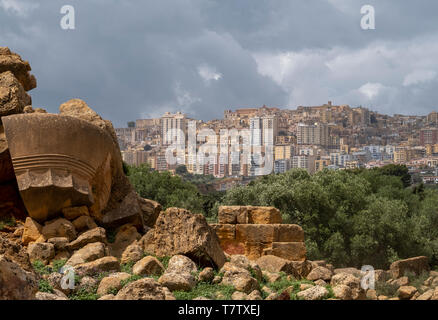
[116,102,438,188]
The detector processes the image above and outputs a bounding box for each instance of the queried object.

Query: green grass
[173,282,235,300]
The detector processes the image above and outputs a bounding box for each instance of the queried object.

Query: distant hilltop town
[116,102,438,189]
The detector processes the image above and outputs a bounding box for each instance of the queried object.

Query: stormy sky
[1,0,438,127]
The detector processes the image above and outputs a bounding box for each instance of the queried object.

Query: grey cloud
[0,0,437,126]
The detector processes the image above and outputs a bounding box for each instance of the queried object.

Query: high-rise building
[296,123,329,146]
[160,112,187,146]
[250,115,278,146]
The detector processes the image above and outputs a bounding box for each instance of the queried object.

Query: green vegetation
[127,164,223,218]
[69,287,99,300]
[32,260,52,275]
[0,216,16,230]
[128,162,438,270]
[375,281,398,298]
[173,283,235,300]
[119,274,143,288]
[120,261,135,274]
[38,279,54,293]
[51,259,67,272]
[218,165,438,269]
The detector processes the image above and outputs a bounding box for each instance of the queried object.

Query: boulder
[232,291,248,300]
[153,208,226,268]
[247,290,263,300]
[67,227,106,251]
[138,228,155,254]
[27,242,55,264]
[120,242,144,265]
[221,266,259,294]
[255,255,296,275]
[417,289,434,300]
[0,47,36,91]
[109,224,140,259]
[132,256,164,276]
[72,216,98,232]
[47,237,69,251]
[35,291,68,300]
[0,236,33,271]
[102,189,144,230]
[138,198,161,228]
[390,256,429,279]
[42,218,77,242]
[297,285,328,300]
[166,255,198,274]
[21,217,44,245]
[158,273,196,292]
[0,71,31,119]
[306,266,333,281]
[0,254,38,300]
[290,260,312,278]
[199,267,215,283]
[74,256,120,276]
[115,278,171,300]
[97,272,131,296]
[62,206,89,221]
[331,272,365,300]
[332,285,352,300]
[397,286,417,300]
[66,242,106,266]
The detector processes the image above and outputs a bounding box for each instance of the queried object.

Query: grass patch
[173,282,235,300]
[375,281,398,298]
[69,287,99,300]
[120,261,135,274]
[405,271,430,293]
[38,279,54,293]
[32,260,51,275]
[51,259,67,272]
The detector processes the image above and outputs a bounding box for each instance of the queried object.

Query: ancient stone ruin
[1,47,437,301]
[211,206,306,261]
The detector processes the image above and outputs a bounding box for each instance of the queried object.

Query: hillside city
[116,102,438,190]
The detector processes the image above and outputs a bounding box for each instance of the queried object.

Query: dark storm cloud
[0,0,437,126]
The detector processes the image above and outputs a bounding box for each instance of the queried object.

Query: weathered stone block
[268,242,306,261]
[210,224,236,241]
[248,206,282,224]
[390,256,430,279]
[218,206,239,224]
[2,113,115,222]
[275,224,305,242]
[236,224,277,243]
